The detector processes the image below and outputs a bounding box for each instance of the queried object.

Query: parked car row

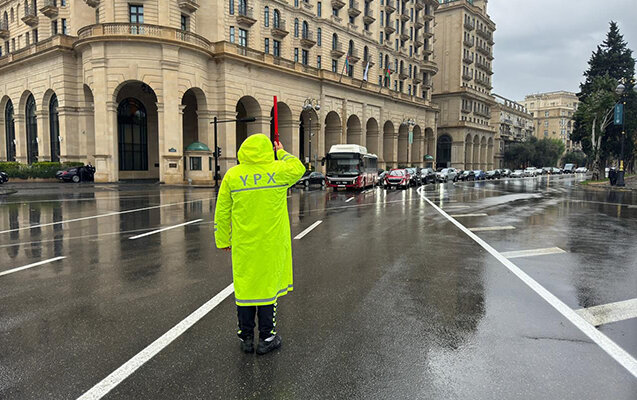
[0,171,8,184]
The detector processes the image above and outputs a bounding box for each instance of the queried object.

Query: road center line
[128,219,203,240]
[449,213,488,217]
[575,298,637,327]
[468,226,516,232]
[345,197,355,203]
[417,186,637,378]
[501,247,566,259]
[0,197,214,235]
[0,256,66,277]
[294,220,323,240]
[76,283,235,400]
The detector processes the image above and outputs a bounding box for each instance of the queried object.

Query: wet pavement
[0,175,636,399]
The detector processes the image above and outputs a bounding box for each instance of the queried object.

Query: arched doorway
[366,118,379,157]
[236,96,262,156]
[324,111,341,154]
[411,125,422,165]
[436,134,452,168]
[397,123,409,167]
[464,134,472,170]
[49,94,60,162]
[383,121,395,168]
[182,89,200,150]
[346,114,362,145]
[472,135,480,170]
[299,107,319,167]
[25,94,38,164]
[4,100,15,161]
[424,128,435,164]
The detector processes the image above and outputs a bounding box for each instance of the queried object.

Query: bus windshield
[327,155,361,175]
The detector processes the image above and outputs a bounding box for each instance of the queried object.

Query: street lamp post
[402,118,415,166]
[614,79,637,187]
[302,98,320,171]
[211,116,256,188]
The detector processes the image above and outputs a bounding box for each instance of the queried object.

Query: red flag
[273,96,279,144]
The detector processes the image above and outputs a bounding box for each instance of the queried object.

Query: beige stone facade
[0,0,441,183]
[490,93,533,168]
[431,0,496,170]
[522,90,579,151]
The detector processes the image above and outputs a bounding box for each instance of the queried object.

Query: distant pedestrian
[214,134,305,354]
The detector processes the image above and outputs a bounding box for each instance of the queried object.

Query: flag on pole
[339,55,349,82]
[363,60,370,82]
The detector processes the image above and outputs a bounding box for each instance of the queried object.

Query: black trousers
[237,303,277,340]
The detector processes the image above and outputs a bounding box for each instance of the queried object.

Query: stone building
[490,93,533,168]
[431,0,496,170]
[0,0,441,183]
[522,90,579,152]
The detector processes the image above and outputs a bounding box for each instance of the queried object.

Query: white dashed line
[294,220,323,240]
[0,256,66,277]
[468,226,516,232]
[345,197,355,203]
[128,219,203,240]
[501,247,566,259]
[576,298,637,327]
[448,213,488,218]
[417,186,637,379]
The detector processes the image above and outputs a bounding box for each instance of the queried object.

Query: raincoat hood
[238,134,274,165]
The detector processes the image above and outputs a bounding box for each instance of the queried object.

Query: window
[239,28,247,47]
[129,5,143,23]
[379,32,383,44]
[273,9,280,27]
[238,0,247,15]
[295,0,299,6]
[11,38,15,52]
[25,94,38,164]
[294,47,298,62]
[52,20,58,35]
[332,7,338,16]
[4,100,15,161]
[229,26,235,43]
[264,6,269,26]
[395,39,398,51]
[332,59,337,73]
[181,14,189,31]
[302,49,308,65]
[61,0,66,6]
[317,55,321,69]
[229,0,234,14]
[302,21,308,38]
[9,9,13,22]
[544,111,549,117]
[49,94,60,162]
[4,41,9,55]
[190,157,202,171]
[317,1,322,16]
[264,38,269,53]
[294,18,299,37]
[349,15,354,24]
[544,120,549,127]
[379,52,383,68]
[380,11,384,26]
[332,33,338,50]
[317,28,321,46]
[273,39,280,57]
[95,8,99,23]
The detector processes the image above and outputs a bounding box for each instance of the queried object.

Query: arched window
[118,98,148,171]
[317,27,321,46]
[5,100,15,161]
[332,33,338,50]
[399,60,404,75]
[3,11,8,26]
[363,46,368,62]
[25,94,38,164]
[238,0,247,15]
[348,40,354,55]
[273,9,280,28]
[49,94,60,162]
[264,6,269,27]
[294,18,299,37]
[302,21,308,38]
[379,52,383,68]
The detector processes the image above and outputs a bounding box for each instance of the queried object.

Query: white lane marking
[468,226,516,232]
[128,219,203,240]
[501,247,566,259]
[442,205,470,209]
[0,256,66,277]
[0,197,213,235]
[417,186,637,378]
[448,213,488,218]
[76,283,234,400]
[294,220,323,240]
[576,298,637,327]
[345,197,355,203]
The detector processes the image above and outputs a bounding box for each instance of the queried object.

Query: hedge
[0,161,84,179]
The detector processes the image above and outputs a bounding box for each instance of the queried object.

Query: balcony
[461,103,472,114]
[400,10,410,22]
[476,59,489,71]
[332,0,346,9]
[178,0,199,13]
[462,71,473,81]
[84,0,99,7]
[300,30,316,48]
[414,20,423,29]
[463,54,474,64]
[347,48,360,63]
[385,0,396,14]
[363,9,375,24]
[476,26,490,40]
[236,7,256,27]
[0,21,8,39]
[271,20,289,38]
[422,46,432,56]
[398,69,408,80]
[22,5,39,27]
[413,75,422,84]
[475,76,491,87]
[476,43,490,56]
[415,0,424,10]
[463,37,474,47]
[414,38,423,48]
[40,0,59,18]
[399,32,409,41]
[331,43,345,58]
[422,30,433,39]
[384,25,395,34]
[348,0,361,16]
[464,18,475,31]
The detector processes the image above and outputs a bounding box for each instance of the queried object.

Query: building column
[197,110,214,150]
[0,116,5,161]
[215,109,239,174]
[466,141,473,170]
[35,110,50,162]
[57,107,77,162]
[451,139,465,169]
[481,143,487,170]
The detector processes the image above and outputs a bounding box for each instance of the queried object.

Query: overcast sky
[488,0,637,102]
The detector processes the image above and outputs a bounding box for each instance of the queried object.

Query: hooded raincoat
[214,134,306,306]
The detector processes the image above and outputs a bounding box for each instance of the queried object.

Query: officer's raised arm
[274,141,306,187]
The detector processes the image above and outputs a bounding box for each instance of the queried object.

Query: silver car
[436,168,459,183]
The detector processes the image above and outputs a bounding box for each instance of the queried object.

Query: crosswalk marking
[501,247,566,259]
[449,213,488,217]
[576,298,637,327]
[468,226,516,232]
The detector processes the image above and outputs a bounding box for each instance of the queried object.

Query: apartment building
[432,0,496,170]
[490,94,533,168]
[522,91,579,152]
[0,0,439,183]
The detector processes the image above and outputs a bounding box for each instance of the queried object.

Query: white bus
[324,144,378,189]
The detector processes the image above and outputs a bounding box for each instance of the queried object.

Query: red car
[384,169,410,190]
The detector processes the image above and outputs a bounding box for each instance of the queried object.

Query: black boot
[240,336,254,354]
[256,335,282,355]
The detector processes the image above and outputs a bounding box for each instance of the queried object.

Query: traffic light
[215,146,222,158]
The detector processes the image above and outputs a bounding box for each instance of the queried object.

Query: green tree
[562,150,587,166]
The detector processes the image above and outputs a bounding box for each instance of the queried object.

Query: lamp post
[614,79,637,187]
[302,98,320,171]
[211,116,256,188]
[402,118,415,166]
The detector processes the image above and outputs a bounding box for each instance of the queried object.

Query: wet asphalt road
[0,175,636,399]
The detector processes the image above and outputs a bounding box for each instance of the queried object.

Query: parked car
[56,164,95,183]
[0,171,8,184]
[436,168,459,183]
[459,170,475,181]
[541,167,553,175]
[501,168,512,177]
[384,169,410,189]
[297,171,326,188]
[486,170,501,180]
[420,168,436,184]
[563,163,576,174]
[511,169,525,178]
[551,167,562,175]
[524,167,539,177]
[473,170,486,180]
[575,167,588,173]
[378,171,388,187]
[405,168,421,187]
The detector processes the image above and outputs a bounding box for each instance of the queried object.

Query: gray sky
[489,0,637,102]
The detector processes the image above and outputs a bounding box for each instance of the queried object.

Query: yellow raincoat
[214,134,306,306]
